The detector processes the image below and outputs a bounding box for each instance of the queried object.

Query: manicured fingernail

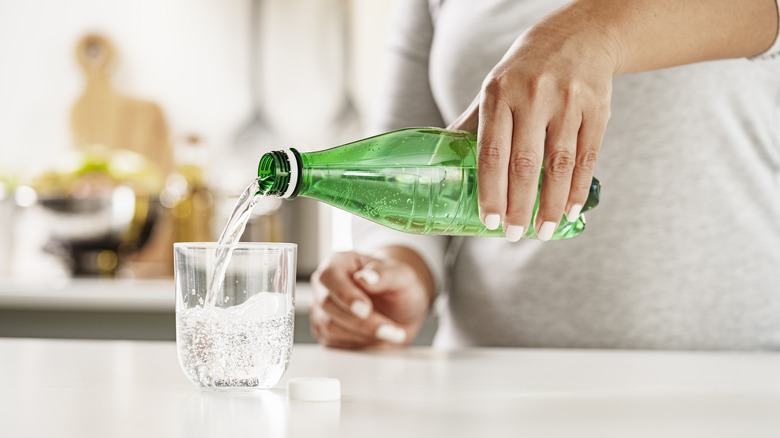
[354,269,379,285]
[484,214,501,230]
[566,204,583,222]
[376,324,406,344]
[537,221,557,241]
[505,225,524,242]
[350,301,371,319]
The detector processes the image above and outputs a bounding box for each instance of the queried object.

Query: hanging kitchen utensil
[331,0,360,134]
[221,0,285,244]
[233,0,276,155]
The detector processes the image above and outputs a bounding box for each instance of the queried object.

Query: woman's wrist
[521,1,626,75]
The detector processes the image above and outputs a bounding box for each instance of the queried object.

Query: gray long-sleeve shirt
[353,0,780,350]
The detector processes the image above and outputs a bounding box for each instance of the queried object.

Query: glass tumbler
[174,242,297,390]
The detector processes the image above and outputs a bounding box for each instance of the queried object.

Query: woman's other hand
[309,247,434,349]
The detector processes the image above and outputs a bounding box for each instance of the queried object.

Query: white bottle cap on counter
[287,377,341,401]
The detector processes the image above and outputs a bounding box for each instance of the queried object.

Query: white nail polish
[376,324,406,344]
[505,225,524,242]
[350,301,371,319]
[566,204,583,223]
[537,221,557,241]
[484,214,501,230]
[354,269,379,285]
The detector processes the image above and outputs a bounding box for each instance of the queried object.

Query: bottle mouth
[257,149,302,198]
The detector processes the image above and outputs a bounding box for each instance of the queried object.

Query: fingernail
[376,324,406,344]
[350,301,371,319]
[566,204,583,222]
[354,269,379,285]
[537,221,557,241]
[505,225,524,242]
[484,214,501,230]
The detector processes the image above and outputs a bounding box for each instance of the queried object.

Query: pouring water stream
[205,176,269,307]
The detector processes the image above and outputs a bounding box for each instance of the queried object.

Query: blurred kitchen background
[0,0,436,343]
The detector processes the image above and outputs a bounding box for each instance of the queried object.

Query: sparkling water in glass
[175,242,296,390]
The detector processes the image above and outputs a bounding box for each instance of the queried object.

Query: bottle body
[258,127,599,240]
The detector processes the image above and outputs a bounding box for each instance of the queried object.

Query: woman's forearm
[545,0,779,74]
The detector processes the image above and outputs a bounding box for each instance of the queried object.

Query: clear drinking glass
[174,242,297,390]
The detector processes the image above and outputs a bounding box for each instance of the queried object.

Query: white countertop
[0,277,313,312]
[1,338,779,437]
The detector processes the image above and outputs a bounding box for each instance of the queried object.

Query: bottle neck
[257,148,303,199]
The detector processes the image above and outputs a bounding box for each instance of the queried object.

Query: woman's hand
[309,247,434,349]
[449,0,778,242]
[448,4,621,241]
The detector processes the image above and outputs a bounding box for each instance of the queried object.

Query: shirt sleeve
[351,0,448,292]
[750,0,780,60]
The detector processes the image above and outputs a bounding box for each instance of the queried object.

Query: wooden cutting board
[70,33,175,277]
[70,33,172,174]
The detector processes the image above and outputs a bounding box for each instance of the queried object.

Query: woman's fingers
[313,292,410,347]
[534,105,581,240]
[311,254,370,319]
[310,252,374,348]
[453,16,615,242]
[309,251,429,349]
[567,108,609,222]
[310,305,373,347]
[503,105,547,241]
[476,79,514,229]
[473,78,604,241]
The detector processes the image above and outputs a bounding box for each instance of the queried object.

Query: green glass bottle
[257,127,600,240]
